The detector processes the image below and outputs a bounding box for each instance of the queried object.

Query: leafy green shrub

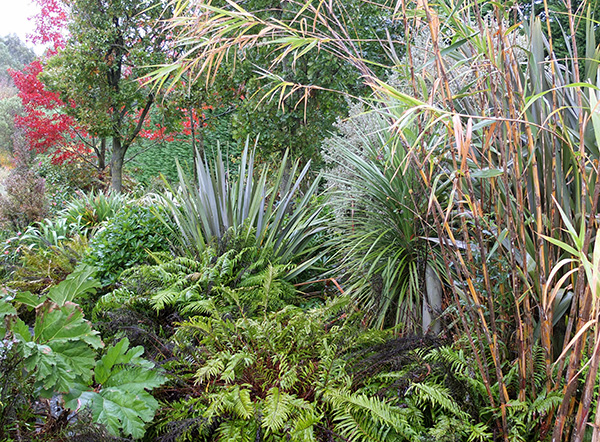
[37,153,105,194]
[84,204,175,285]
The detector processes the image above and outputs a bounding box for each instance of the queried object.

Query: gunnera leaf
[65,337,166,439]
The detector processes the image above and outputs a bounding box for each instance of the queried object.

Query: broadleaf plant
[0,267,165,439]
[64,337,166,439]
[8,298,102,398]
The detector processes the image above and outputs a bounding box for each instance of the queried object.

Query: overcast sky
[0,0,44,54]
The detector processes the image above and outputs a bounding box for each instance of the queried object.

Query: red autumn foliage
[9,61,91,165]
[29,0,68,52]
[9,0,92,165]
[181,107,211,136]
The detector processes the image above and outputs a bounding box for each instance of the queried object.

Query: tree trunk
[422,264,442,334]
[98,138,106,171]
[110,136,125,193]
[108,94,153,193]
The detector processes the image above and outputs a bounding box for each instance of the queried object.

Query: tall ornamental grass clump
[151,0,600,439]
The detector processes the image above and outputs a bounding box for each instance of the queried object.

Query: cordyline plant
[326,115,447,332]
[149,0,600,440]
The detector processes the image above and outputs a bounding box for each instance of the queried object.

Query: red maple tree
[10,60,92,165]
[10,0,94,166]
[12,0,165,172]
[29,0,68,52]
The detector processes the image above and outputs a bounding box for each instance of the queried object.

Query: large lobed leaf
[11,300,101,396]
[33,300,103,349]
[47,264,101,306]
[65,337,166,439]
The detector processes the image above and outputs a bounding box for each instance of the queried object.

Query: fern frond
[427,415,466,441]
[232,387,254,420]
[216,418,255,442]
[195,357,225,383]
[527,391,563,422]
[326,391,416,441]
[276,357,300,390]
[151,287,184,311]
[180,298,218,316]
[262,387,294,432]
[290,410,320,442]
[409,381,470,421]
[175,315,215,340]
[333,408,394,442]
[467,422,494,442]
[221,351,255,383]
[92,287,148,321]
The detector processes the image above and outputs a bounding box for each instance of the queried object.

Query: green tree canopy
[42,0,174,192]
[160,0,400,166]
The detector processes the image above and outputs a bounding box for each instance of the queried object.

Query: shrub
[36,153,105,194]
[84,204,175,285]
[0,134,47,230]
[0,166,47,231]
[0,230,22,281]
[35,154,103,216]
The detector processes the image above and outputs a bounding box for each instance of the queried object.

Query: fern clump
[105,232,300,321]
[156,314,555,442]
[151,297,487,442]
